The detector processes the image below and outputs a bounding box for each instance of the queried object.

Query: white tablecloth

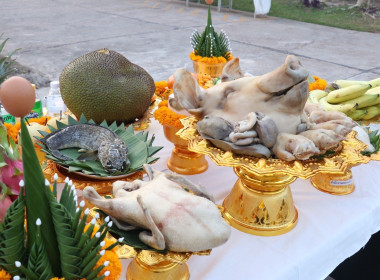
[118,119,380,280]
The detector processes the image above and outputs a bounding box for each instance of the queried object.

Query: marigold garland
[189,52,233,64]
[3,122,20,143]
[3,116,51,143]
[154,81,173,100]
[309,76,327,91]
[0,268,11,279]
[154,100,186,128]
[96,250,122,280]
[83,224,121,279]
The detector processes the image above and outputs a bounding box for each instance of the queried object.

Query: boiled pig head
[169,55,309,135]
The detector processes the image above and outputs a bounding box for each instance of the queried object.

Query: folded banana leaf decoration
[0,118,119,279]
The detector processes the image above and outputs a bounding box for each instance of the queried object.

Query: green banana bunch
[308,89,328,103]
[315,76,380,121]
[333,78,380,88]
[333,80,366,88]
[319,96,357,113]
[339,93,380,109]
[361,105,380,120]
[366,85,380,95]
[347,109,368,121]
[326,84,371,103]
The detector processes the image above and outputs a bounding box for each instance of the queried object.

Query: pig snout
[285,55,309,81]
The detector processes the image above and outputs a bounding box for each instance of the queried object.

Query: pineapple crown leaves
[36,114,163,177]
[190,6,231,59]
[0,33,21,85]
[0,118,118,279]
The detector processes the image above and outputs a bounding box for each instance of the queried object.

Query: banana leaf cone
[20,118,61,275]
[0,118,114,279]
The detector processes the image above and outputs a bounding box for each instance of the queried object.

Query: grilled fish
[41,124,129,173]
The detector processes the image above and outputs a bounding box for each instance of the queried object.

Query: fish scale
[41,123,129,172]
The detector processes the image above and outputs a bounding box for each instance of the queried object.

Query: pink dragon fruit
[0,122,23,201]
[0,194,12,222]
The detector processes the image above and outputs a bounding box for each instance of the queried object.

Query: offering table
[113,120,380,280]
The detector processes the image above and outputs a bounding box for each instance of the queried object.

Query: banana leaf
[95,209,167,254]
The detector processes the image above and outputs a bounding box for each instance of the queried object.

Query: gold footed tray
[310,128,380,195]
[89,209,210,280]
[164,124,208,175]
[43,160,144,195]
[178,117,369,236]
[310,169,355,195]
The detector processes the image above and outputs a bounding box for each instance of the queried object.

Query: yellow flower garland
[189,52,233,64]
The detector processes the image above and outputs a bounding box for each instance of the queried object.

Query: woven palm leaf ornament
[190,6,232,60]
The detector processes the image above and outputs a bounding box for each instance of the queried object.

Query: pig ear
[221,57,244,82]
[171,68,203,113]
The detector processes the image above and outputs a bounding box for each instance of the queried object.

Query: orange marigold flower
[154,81,168,97]
[28,116,51,125]
[95,250,122,280]
[0,268,11,279]
[154,101,185,128]
[309,76,327,91]
[189,52,232,64]
[3,122,19,143]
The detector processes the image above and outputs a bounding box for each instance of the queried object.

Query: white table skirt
[117,119,380,280]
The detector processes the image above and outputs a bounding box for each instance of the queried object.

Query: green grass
[194,0,380,32]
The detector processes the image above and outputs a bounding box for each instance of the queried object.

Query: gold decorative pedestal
[90,208,211,280]
[192,60,226,78]
[178,117,369,236]
[127,251,192,280]
[223,167,298,236]
[310,169,354,195]
[163,124,208,175]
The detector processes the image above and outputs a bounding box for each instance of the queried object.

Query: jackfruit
[59,49,155,124]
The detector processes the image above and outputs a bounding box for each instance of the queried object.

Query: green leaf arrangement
[0,118,120,279]
[0,34,20,85]
[190,6,232,59]
[36,114,163,177]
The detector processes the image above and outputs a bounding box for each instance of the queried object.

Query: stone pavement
[1,0,380,98]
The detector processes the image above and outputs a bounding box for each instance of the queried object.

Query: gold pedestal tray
[178,117,369,236]
[310,127,380,195]
[164,124,208,175]
[126,250,205,280]
[310,169,355,195]
[192,60,226,78]
[90,207,210,280]
[43,160,144,195]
